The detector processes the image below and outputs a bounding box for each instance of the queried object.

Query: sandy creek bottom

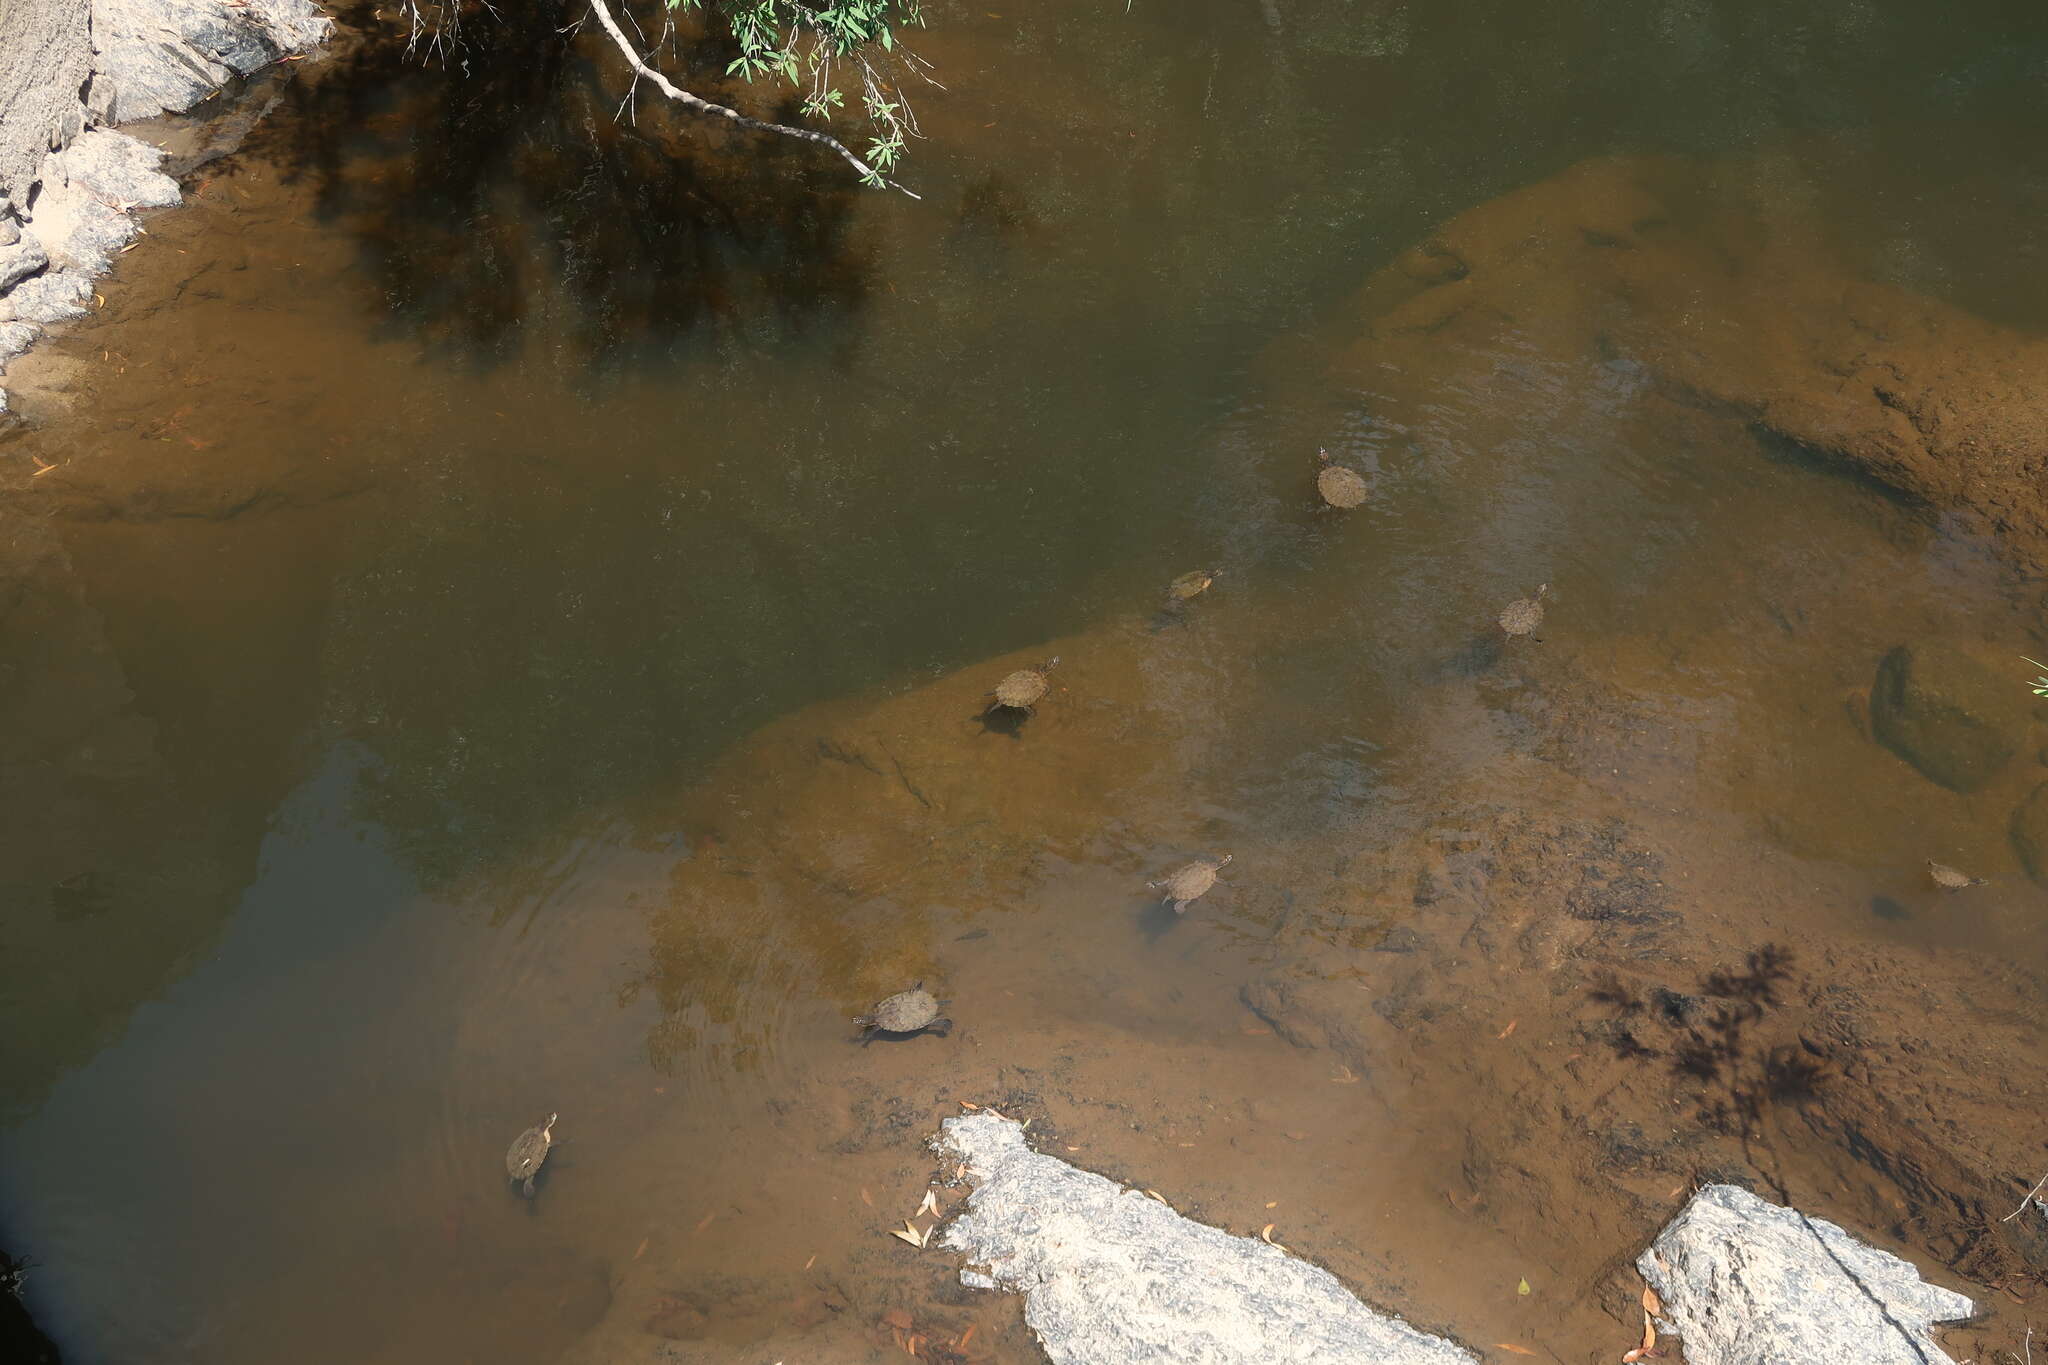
[4,140,2048,1365]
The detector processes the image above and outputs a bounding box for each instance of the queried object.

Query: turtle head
[1535,583,1550,599]
[1317,447,1331,464]
[1040,656,1061,673]
[1215,853,1233,867]
[545,1112,558,1128]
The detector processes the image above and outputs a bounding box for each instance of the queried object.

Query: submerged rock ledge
[0,0,329,410]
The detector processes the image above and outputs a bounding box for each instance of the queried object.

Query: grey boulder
[88,0,332,124]
[1639,1184,1972,1365]
[935,1113,1477,1365]
[7,270,93,324]
[0,234,47,291]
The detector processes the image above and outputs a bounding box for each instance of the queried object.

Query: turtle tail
[522,1175,536,1198]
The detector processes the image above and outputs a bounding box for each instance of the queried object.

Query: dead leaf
[916,1189,939,1217]
[694,1211,717,1233]
[1241,1024,1273,1035]
[1264,1201,1278,1209]
[1332,1064,1359,1084]
[959,1324,977,1348]
[881,1308,914,1330]
[959,1100,980,1111]
[1641,1286,1662,1316]
[888,1225,924,1247]
[804,1254,817,1270]
[1259,1224,1277,1243]
[1517,1277,1531,1296]
[632,1237,649,1260]
[1494,1346,1536,1357]
[1284,1131,1309,1141]
[1496,1019,1519,1040]
[860,1188,876,1208]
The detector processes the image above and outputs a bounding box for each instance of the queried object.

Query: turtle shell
[866,987,942,1032]
[1928,860,1982,890]
[506,1114,555,1182]
[994,669,1048,708]
[1317,463,1369,509]
[1168,570,1217,601]
[1499,586,1548,636]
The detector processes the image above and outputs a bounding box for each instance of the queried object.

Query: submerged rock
[2011,781,2048,886]
[936,1112,1477,1365]
[1639,1184,1972,1365]
[1870,643,2031,793]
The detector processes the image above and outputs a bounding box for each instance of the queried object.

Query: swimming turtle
[855,982,952,1044]
[1315,449,1369,509]
[1498,584,1549,637]
[1167,569,1220,602]
[1147,854,1232,914]
[505,1112,557,1197]
[987,657,1060,714]
[1927,859,1986,891]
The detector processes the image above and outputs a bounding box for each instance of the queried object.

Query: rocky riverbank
[0,0,328,411]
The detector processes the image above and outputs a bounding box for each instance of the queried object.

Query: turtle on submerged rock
[1499,584,1549,637]
[986,657,1060,715]
[505,1112,557,1197]
[855,982,953,1044]
[1167,569,1219,602]
[1147,854,1232,914]
[1927,859,1987,891]
[1315,449,1369,510]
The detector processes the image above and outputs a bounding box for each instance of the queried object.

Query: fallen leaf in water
[917,1189,939,1217]
[632,1238,648,1260]
[1494,1345,1536,1356]
[1284,1131,1309,1141]
[1497,1019,1519,1040]
[889,1224,924,1247]
[1264,1201,1278,1209]
[959,1324,977,1348]
[804,1254,817,1270]
[1641,1286,1662,1316]
[1177,1141,1195,1148]
[694,1211,717,1233]
[959,1100,980,1111]
[860,1188,876,1208]
[1332,1064,1359,1084]
[1241,1024,1273,1035]
[1260,1224,1277,1243]
[1517,1277,1532,1296]
[882,1308,914,1330]
[1065,1145,1080,1152]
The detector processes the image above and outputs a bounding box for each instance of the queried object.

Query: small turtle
[1315,449,1369,509]
[1167,569,1220,602]
[987,657,1060,714]
[505,1112,557,1198]
[1927,859,1987,891]
[855,982,952,1044]
[1498,584,1549,637]
[1147,853,1232,914]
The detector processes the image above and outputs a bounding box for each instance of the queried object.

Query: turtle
[1147,853,1232,914]
[1927,859,1987,891]
[505,1112,557,1197]
[1498,584,1549,637]
[987,657,1060,714]
[855,982,952,1044]
[1315,449,1369,509]
[1167,569,1220,602]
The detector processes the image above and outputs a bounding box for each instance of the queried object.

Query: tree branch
[584,0,919,198]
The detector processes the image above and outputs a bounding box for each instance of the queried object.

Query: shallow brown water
[5,1,2048,1362]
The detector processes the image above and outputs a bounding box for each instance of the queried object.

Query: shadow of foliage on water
[252,0,873,365]
[1589,943,1829,1135]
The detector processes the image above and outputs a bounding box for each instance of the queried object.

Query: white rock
[1639,1184,1973,1365]
[936,1113,1477,1365]
[0,234,48,291]
[88,0,332,124]
[7,270,93,324]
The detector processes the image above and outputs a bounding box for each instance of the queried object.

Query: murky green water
[5,0,2048,1360]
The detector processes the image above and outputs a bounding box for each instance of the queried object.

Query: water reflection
[270,0,871,363]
